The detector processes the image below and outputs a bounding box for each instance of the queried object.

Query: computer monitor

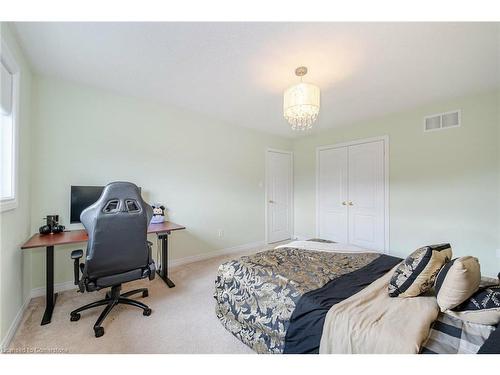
[70,185,143,223]
[70,185,104,223]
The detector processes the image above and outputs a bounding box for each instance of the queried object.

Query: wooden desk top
[147,221,185,234]
[21,221,186,250]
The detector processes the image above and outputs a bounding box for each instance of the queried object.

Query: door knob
[342,201,347,205]
[348,201,353,206]
[269,200,275,204]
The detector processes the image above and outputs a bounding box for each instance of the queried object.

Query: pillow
[434,256,481,312]
[388,243,452,298]
[446,273,500,326]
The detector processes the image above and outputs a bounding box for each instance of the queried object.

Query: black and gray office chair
[70,181,155,337]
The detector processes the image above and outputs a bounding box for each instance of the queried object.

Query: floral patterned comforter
[214,246,380,353]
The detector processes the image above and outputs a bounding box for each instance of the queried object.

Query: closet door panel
[318,148,348,242]
[347,141,385,250]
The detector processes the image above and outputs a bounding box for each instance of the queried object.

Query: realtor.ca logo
[3,347,69,354]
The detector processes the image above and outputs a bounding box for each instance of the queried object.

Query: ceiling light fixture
[283,66,320,131]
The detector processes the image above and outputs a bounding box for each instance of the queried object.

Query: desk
[21,221,186,325]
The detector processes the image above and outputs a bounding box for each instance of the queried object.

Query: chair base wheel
[70,313,80,322]
[94,327,105,337]
[143,308,152,316]
[142,290,149,298]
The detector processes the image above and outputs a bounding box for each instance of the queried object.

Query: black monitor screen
[70,186,104,223]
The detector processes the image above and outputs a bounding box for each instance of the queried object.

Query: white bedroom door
[317,138,387,251]
[266,150,292,243]
[317,147,349,243]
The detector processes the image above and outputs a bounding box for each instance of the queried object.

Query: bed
[214,240,498,354]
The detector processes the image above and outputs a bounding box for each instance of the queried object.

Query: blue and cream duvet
[214,240,401,353]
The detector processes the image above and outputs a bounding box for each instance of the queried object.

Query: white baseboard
[1,294,31,352]
[30,280,77,299]
[29,240,266,297]
[169,240,265,268]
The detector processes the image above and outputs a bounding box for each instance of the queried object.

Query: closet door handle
[342,201,347,206]
[348,201,353,206]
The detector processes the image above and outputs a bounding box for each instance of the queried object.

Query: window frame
[1,38,20,212]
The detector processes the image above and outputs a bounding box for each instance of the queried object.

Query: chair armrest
[71,249,84,260]
[146,241,155,280]
[146,241,153,259]
[71,249,84,288]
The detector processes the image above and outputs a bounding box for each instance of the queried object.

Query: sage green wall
[29,75,292,289]
[293,90,500,276]
[21,78,500,289]
[0,23,33,345]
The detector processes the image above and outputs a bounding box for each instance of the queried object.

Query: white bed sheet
[274,240,378,254]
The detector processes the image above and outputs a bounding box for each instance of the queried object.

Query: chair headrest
[81,181,152,224]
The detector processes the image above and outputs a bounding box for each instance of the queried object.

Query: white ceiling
[12,22,500,137]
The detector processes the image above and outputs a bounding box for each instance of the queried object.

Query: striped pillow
[388,243,452,298]
[434,256,481,312]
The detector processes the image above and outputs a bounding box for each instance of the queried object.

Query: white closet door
[347,141,385,250]
[318,147,348,242]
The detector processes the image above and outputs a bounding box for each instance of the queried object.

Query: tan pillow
[434,256,481,312]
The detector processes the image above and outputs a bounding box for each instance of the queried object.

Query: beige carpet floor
[7,245,283,354]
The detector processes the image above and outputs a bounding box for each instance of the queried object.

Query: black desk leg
[41,245,58,325]
[157,233,175,288]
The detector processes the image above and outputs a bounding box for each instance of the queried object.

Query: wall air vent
[424,110,461,132]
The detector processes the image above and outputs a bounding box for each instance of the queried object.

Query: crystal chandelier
[283,66,320,131]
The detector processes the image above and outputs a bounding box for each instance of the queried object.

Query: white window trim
[1,38,20,212]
